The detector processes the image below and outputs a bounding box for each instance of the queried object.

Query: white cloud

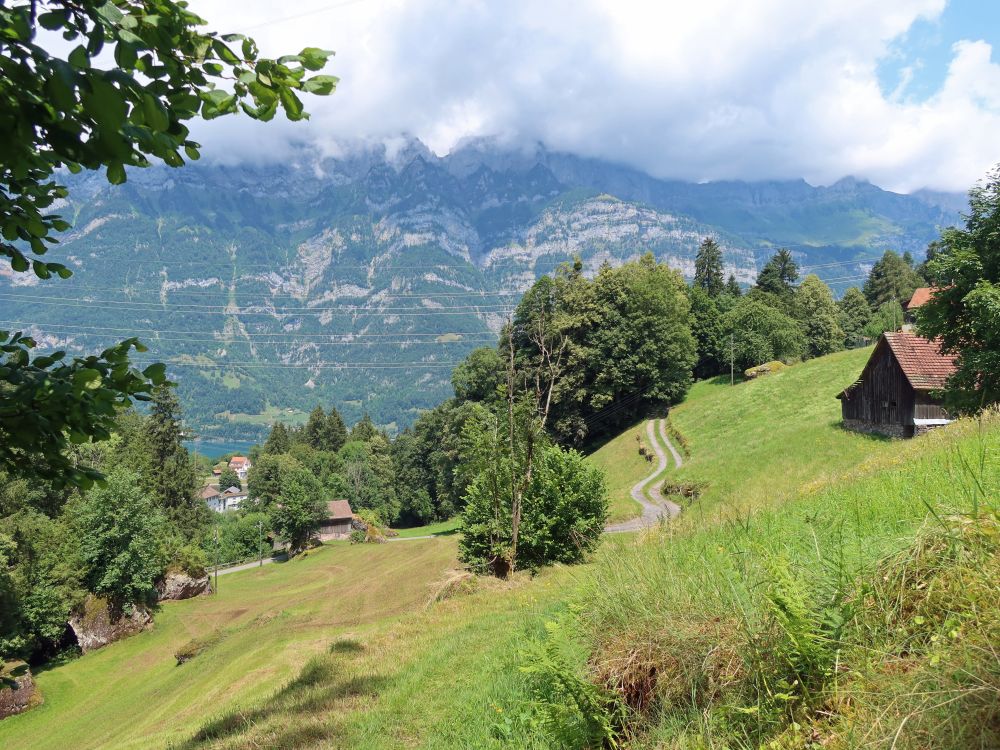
[187,0,1000,192]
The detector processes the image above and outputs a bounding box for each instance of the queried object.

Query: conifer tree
[755,249,799,298]
[725,274,742,297]
[693,238,725,297]
[837,287,871,346]
[303,406,327,450]
[144,385,202,537]
[264,422,291,454]
[323,407,349,453]
[350,414,380,443]
[862,250,923,308]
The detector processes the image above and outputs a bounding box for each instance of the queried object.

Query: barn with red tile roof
[837,331,957,438]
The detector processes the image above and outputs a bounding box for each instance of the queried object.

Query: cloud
[187,0,1000,192]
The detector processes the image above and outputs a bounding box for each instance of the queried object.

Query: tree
[338,438,399,522]
[323,407,348,453]
[862,250,923,309]
[271,467,325,554]
[693,237,725,297]
[72,469,166,606]
[917,166,1000,410]
[794,275,844,358]
[263,422,291,454]
[217,466,241,492]
[302,406,327,450]
[349,414,379,443]
[460,427,607,573]
[837,287,872,347]
[246,453,301,513]
[722,297,805,372]
[725,274,742,297]
[688,286,726,378]
[864,300,905,339]
[144,385,203,536]
[0,0,336,487]
[755,249,799,299]
[451,346,504,403]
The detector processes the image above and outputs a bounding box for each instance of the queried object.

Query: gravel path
[605,418,683,533]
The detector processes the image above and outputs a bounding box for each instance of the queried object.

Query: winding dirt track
[604,418,683,533]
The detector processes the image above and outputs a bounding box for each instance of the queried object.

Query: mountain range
[0,138,966,442]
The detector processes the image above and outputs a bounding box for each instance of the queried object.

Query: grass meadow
[3,348,996,749]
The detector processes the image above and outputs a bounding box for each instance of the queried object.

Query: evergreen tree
[302,406,327,450]
[323,407,349,453]
[145,385,203,538]
[862,250,923,308]
[837,287,872,346]
[755,249,799,299]
[263,422,291,454]
[794,275,844,358]
[693,238,725,297]
[349,414,380,443]
[725,274,742,297]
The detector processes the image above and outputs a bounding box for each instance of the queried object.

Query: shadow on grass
[173,642,383,750]
[832,420,895,442]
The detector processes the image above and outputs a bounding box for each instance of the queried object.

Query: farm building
[837,331,957,438]
[316,500,354,541]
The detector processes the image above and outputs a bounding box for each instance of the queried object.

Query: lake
[184,439,258,460]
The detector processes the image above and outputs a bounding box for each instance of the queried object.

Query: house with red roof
[837,331,957,438]
[228,456,252,481]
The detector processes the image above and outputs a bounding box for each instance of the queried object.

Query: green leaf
[73,368,103,391]
[33,262,52,280]
[10,253,28,273]
[300,47,334,71]
[184,144,201,161]
[96,2,124,25]
[143,362,167,384]
[107,162,127,185]
[279,88,304,120]
[68,45,90,70]
[141,93,169,132]
[212,39,240,65]
[115,41,138,69]
[38,10,69,31]
[302,75,339,95]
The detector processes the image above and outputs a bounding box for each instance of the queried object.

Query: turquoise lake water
[184,439,258,459]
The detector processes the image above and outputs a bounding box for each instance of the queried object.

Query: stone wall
[841,419,911,439]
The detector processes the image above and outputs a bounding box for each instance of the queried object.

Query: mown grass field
[0,539,459,750]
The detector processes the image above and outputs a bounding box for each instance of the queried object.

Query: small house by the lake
[317,500,354,541]
[837,331,957,438]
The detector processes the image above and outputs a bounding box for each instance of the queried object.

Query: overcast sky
[187,0,1000,193]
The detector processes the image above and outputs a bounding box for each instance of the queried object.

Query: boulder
[156,571,212,601]
[69,596,153,654]
[0,661,40,719]
[744,360,787,379]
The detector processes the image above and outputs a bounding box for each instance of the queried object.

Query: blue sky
[879,0,1000,101]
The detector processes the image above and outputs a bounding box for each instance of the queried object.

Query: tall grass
[573,412,1000,748]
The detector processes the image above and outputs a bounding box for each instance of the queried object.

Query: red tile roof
[883,331,957,391]
[326,499,353,520]
[229,456,249,467]
[905,287,936,310]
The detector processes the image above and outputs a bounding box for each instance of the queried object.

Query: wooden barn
[837,331,957,438]
[316,499,354,541]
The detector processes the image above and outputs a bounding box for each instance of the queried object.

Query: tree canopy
[693,237,725,297]
[917,166,1000,410]
[0,0,335,487]
[862,250,923,309]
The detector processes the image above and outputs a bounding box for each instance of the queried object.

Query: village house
[228,456,252,481]
[902,286,937,330]
[316,499,354,541]
[837,331,957,438]
[201,484,248,513]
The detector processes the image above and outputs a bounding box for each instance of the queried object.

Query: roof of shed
[904,287,936,310]
[326,499,353,520]
[883,331,957,391]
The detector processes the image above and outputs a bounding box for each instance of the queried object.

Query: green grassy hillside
[4,349,995,750]
[0,539,459,750]
[669,347,888,516]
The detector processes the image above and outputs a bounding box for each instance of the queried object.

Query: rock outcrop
[0,662,39,719]
[156,572,212,601]
[68,596,153,654]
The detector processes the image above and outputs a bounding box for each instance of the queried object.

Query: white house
[201,484,248,513]
[228,456,252,481]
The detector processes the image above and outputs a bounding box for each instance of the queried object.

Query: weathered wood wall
[840,341,915,427]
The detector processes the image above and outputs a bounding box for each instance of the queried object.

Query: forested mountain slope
[0,139,963,440]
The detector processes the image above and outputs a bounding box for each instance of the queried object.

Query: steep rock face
[0,138,963,440]
[156,572,212,601]
[68,596,153,653]
[0,662,39,720]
